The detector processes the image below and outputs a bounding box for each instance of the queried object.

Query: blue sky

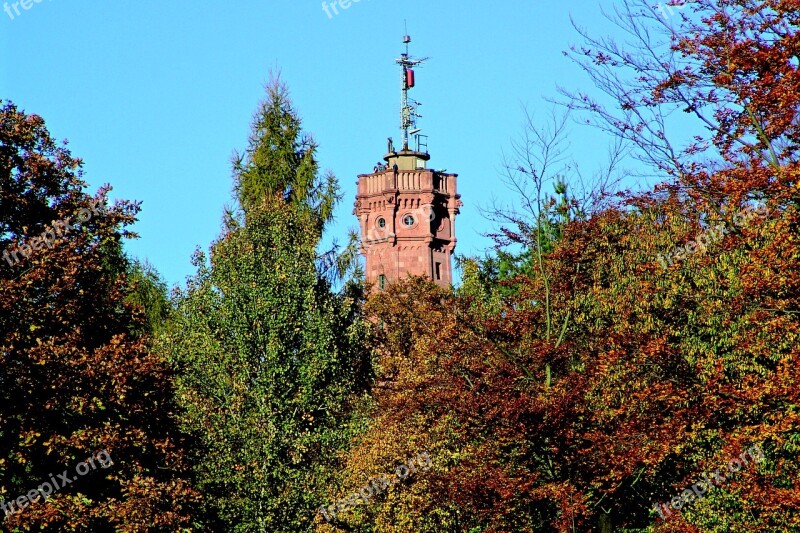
[1,0,640,288]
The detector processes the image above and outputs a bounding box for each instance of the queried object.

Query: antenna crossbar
[395,34,428,150]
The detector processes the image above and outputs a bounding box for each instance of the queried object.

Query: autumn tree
[0,101,199,531]
[559,0,800,530]
[328,1,800,531]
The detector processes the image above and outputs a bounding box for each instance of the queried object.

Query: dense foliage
[0,101,199,531]
[3,1,800,531]
[321,1,800,531]
[158,80,371,532]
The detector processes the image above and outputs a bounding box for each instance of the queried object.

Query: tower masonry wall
[355,164,461,289]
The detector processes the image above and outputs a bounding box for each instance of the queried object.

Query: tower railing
[358,170,457,196]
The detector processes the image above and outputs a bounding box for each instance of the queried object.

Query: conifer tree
[162,79,370,531]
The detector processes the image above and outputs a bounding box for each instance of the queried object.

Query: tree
[0,101,199,531]
[329,2,800,530]
[161,79,371,531]
[481,108,625,387]
[557,1,800,530]
[124,259,170,338]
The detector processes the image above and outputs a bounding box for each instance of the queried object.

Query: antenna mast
[397,33,427,150]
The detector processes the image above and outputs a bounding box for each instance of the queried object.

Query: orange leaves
[348,161,800,530]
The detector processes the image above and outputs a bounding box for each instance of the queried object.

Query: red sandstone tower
[354,35,461,289]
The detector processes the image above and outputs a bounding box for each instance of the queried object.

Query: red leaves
[1,103,200,531]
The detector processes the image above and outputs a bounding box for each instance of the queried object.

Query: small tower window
[403,214,415,226]
[435,262,442,281]
[377,217,386,228]
[379,274,386,290]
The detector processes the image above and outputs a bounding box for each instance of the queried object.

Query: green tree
[161,79,371,532]
[124,259,170,337]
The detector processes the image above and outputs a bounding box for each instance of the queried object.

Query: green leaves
[162,79,371,531]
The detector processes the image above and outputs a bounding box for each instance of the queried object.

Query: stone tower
[354,35,461,289]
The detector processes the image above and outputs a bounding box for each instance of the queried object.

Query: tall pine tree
[162,79,371,531]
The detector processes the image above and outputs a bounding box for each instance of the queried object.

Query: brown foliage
[0,101,200,531]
